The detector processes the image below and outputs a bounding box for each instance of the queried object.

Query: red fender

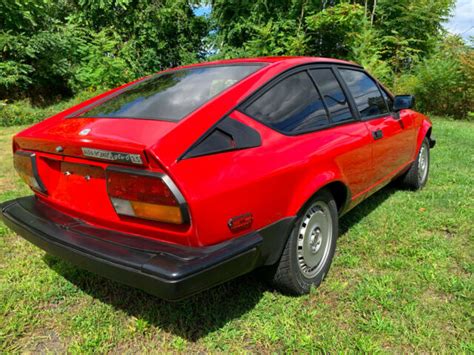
[415,116,433,157]
[287,167,344,217]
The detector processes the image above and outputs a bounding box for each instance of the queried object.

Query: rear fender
[287,167,346,217]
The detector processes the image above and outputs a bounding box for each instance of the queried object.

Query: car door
[307,67,374,202]
[337,68,415,187]
[240,66,375,205]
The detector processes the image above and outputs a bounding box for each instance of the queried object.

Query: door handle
[372,129,383,140]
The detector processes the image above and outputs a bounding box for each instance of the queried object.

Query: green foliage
[395,36,473,119]
[1,0,471,122]
[375,0,454,71]
[0,0,207,103]
[71,29,136,91]
[208,0,314,59]
[208,0,472,119]
[306,3,366,58]
[69,0,208,74]
[0,90,99,127]
[351,25,393,85]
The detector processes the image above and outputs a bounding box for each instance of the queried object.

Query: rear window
[78,64,264,121]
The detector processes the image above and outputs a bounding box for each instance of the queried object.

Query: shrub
[394,36,473,119]
[0,90,99,127]
[70,29,137,92]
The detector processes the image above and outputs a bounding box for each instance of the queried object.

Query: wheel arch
[289,176,351,218]
[323,181,350,215]
[416,118,434,155]
[263,178,348,267]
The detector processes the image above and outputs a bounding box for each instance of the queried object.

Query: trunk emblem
[82,147,143,165]
[79,128,91,136]
[55,146,64,153]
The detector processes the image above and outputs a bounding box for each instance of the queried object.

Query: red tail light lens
[13,151,47,194]
[106,168,189,225]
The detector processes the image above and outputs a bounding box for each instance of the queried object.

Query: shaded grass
[0,118,473,352]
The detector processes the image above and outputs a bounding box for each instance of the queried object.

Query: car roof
[173,56,361,70]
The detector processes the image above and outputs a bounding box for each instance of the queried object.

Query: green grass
[1,118,473,352]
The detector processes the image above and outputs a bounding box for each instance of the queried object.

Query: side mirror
[393,95,415,112]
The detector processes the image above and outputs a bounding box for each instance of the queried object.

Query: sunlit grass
[0,118,472,352]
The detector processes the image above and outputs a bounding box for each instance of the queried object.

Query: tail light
[13,151,47,194]
[106,167,189,225]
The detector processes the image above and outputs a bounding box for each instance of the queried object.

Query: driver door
[337,68,415,186]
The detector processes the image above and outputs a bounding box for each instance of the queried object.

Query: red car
[1,57,435,300]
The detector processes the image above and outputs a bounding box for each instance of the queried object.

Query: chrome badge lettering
[82,148,143,165]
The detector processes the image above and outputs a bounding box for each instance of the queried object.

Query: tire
[270,189,338,295]
[399,137,430,190]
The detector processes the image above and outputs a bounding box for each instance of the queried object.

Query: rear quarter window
[78,65,264,121]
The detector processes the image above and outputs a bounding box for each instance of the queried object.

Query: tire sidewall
[287,189,338,293]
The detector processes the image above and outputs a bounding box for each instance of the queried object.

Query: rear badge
[79,128,91,136]
[82,148,143,165]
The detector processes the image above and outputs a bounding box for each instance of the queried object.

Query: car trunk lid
[14,117,177,167]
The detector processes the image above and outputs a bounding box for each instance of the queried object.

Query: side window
[339,69,388,118]
[309,69,353,124]
[244,71,329,134]
[381,88,394,111]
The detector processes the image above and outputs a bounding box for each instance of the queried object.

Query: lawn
[0,118,472,352]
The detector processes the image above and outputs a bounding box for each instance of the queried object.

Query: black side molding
[181,116,261,159]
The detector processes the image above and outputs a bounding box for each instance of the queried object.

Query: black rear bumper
[0,197,292,300]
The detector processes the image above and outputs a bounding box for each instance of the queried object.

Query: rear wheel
[271,189,338,295]
[399,137,430,190]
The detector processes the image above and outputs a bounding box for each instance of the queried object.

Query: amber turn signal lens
[130,201,183,224]
[110,198,184,225]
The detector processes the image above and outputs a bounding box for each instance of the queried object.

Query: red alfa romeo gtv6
[1,57,435,300]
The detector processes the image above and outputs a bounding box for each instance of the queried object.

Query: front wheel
[270,189,338,295]
[399,137,431,190]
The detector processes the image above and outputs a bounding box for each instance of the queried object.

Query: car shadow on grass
[43,184,398,341]
[44,254,269,341]
[339,185,397,236]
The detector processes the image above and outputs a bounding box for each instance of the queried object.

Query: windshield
[78,64,264,121]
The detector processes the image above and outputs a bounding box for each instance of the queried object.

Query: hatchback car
[1,57,435,300]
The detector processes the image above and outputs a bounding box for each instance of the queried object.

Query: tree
[0,0,208,102]
[207,0,455,73]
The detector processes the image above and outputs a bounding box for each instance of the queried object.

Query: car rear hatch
[12,63,267,245]
[14,117,177,167]
[13,117,193,245]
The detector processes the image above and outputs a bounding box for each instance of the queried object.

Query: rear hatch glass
[75,64,264,121]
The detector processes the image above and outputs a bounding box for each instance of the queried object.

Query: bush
[394,36,473,119]
[0,90,99,127]
[70,29,137,92]
[0,0,207,103]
